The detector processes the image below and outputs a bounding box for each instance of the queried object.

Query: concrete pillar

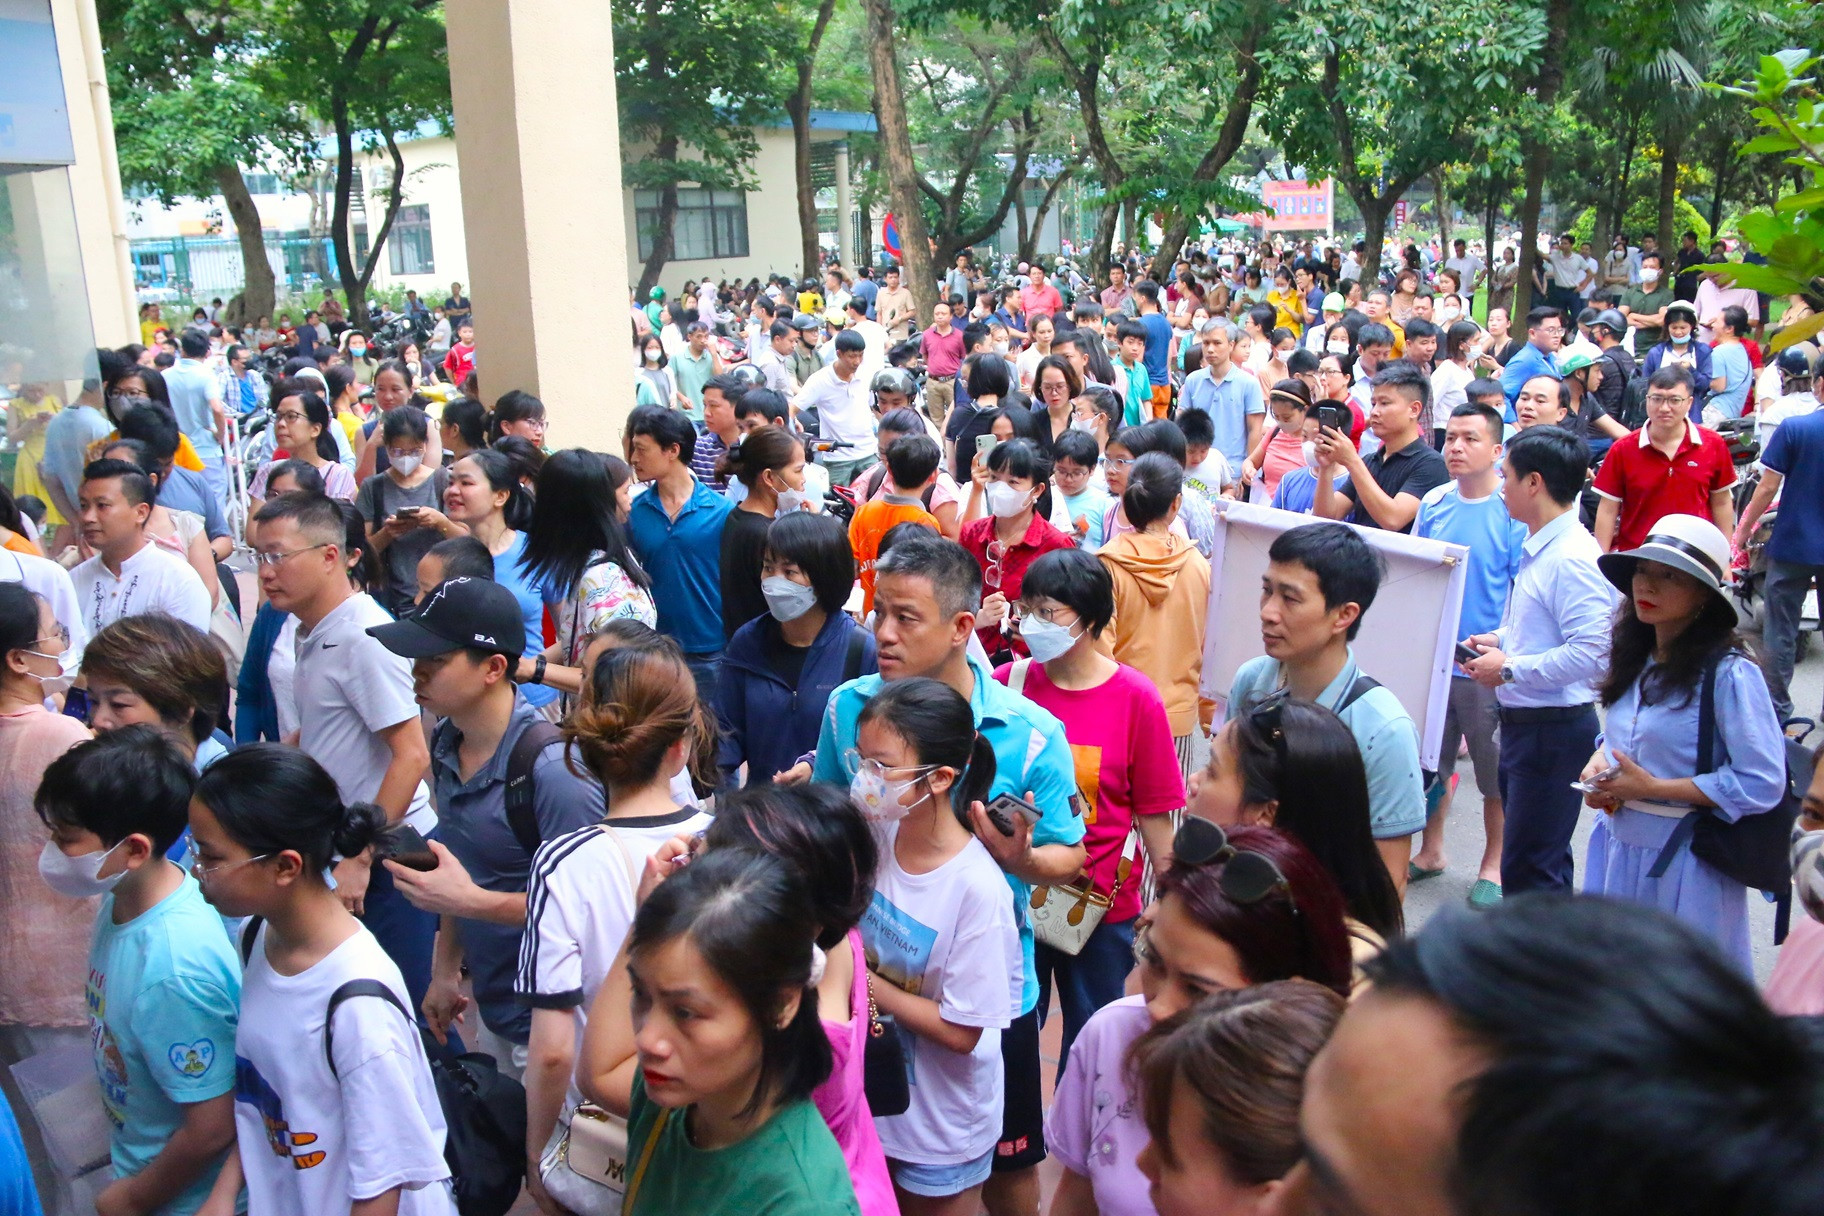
[51,0,136,348]
[835,141,854,271]
[444,0,634,452]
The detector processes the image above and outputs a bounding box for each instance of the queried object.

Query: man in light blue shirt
[162,329,228,507]
[1461,426,1617,893]
[806,532,1083,1198]
[1222,522,1427,888]
[1499,306,1565,418]
[1177,319,1264,481]
[1411,400,1527,905]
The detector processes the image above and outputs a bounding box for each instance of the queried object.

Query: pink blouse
[0,707,95,1027]
[813,929,898,1216]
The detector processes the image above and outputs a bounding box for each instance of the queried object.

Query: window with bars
[634,188,749,261]
[388,205,435,275]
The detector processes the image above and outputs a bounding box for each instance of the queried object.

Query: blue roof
[761,109,877,133]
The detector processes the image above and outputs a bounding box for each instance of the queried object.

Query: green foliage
[1567,196,1710,247]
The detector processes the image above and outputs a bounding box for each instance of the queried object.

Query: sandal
[1408,862,1446,883]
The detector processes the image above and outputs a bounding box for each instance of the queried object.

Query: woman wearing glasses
[1046,817,1352,1216]
[994,549,1181,1069]
[247,386,358,512]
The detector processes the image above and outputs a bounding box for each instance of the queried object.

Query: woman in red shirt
[960,438,1076,663]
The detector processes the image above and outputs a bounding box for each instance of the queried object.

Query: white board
[1199,501,1470,771]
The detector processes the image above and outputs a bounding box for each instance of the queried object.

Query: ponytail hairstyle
[338,500,379,591]
[716,424,802,491]
[629,848,832,1112]
[454,447,533,531]
[491,435,546,487]
[283,389,342,464]
[856,676,997,823]
[568,644,720,791]
[704,784,878,949]
[441,396,490,452]
[1123,451,1184,530]
[193,744,387,874]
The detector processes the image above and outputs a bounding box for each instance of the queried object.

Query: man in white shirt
[69,458,212,639]
[1545,234,1589,316]
[798,329,877,484]
[1758,347,1822,450]
[253,490,437,1010]
[1444,239,1486,309]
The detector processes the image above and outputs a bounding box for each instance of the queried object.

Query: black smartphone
[1454,640,1480,664]
[1315,403,1352,434]
[984,792,1042,836]
[378,824,437,871]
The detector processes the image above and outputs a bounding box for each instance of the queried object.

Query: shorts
[1438,676,1501,794]
[888,1150,994,1197]
[993,1008,1046,1171]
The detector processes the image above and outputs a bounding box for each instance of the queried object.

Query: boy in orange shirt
[849,433,941,612]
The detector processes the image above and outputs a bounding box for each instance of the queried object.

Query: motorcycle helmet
[729,363,767,389]
[871,368,919,402]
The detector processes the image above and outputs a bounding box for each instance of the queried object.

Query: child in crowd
[849,435,941,614]
[1177,407,1234,501]
[1051,429,1111,552]
[414,534,495,603]
[1113,320,1152,427]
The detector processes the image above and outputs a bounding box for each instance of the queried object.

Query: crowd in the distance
[0,230,1822,1216]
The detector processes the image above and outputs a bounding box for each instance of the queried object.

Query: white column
[835,141,854,270]
[444,0,634,451]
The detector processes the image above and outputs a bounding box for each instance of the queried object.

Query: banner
[1261,179,1333,233]
[1394,199,1409,229]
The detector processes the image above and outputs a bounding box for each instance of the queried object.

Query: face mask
[985,482,1032,518]
[389,453,424,477]
[1640,269,1660,283]
[39,838,128,899]
[1326,341,1350,355]
[1795,828,1824,923]
[1019,616,1080,663]
[1670,332,1691,345]
[774,487,810,515]
[993,340,1010,355]
[1302,440,1319,470]
[762,575,818,622]
[1068,417,1096,434]
[644,350,661,363]
[849,766,927,823]
[23,648,77,697]
[349,344,366,358]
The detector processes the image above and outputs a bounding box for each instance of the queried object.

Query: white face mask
[993,340,1010,355]
[1068,417,1097,434]
[1670,332,1692,345]
[1640,269,1660,283]
[1302,440,1319,471]
[774,486,810,515]
[984,482,1033,518]
[1019,616,1080,663]
[762,576,818,623]
[1794,826,1824,923]
[22,648,77,697]
[389,452,424,477]
[849,765,929,823]
[39,838,128,899]
[1326,340,1350,355]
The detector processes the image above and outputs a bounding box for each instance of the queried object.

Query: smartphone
[1315,403,1352,434]
[976,434,999,462]
[984,792,1042,837]
[377,824,437,871]
[396,505,422,518]
[1570,766,1622,795]
[1454,640,1480,665]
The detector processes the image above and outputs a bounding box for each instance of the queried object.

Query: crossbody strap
[1009,658,1032,696]
[622,1107,672,1214]
[1648,660,1722,880]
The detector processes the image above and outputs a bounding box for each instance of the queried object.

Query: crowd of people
[1,229,1823,1216]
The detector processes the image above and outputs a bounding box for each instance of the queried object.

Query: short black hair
[1371,359,1431,412]
[627,402,697,463]
[703,373,750,408]
[253,489,345,545]
[1051,428,1100,469]
[1465,376,1505,406]
[985,437,1053,485]
[884,434,941,490]
[833,329,866,353]
[1020,548,1114,637]
[1267,523,1383,640]
[427,535,496,583]
[964,353,1011,399]
[1449,401,1507,441]
[1286,347,1320,376]
[1369,895,1824,1216]
[1525,305,1563,329]
[116,402,182,465]
[765,510,856,615]
[1503,426,1589,506]
[179,328,210,358]
[874,532,982,618]
[1648,364,1697,397]
[1177,407,1216,448]
[380,405,430,445]
[736,388,789,426]
[35,725,195,853]
[1126,418,1189,466]
[1401,318,1439,344]
[81,457,154,507]
[1115,318,1149,345]
[1356,322,1395,350]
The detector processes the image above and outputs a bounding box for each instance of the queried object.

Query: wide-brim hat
[1598,513,1731,601]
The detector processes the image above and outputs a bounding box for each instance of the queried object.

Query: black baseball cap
[367,577,526,659]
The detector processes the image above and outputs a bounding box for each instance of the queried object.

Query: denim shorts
[888,1150,994,1197]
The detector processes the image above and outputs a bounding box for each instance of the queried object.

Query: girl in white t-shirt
[516,643,717,1215]
[188,745,456,1216]
[852,678,1020,1215]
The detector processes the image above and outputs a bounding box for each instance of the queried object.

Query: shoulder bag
[862,971,911,1117]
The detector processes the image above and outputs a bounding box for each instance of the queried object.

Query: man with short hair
[806,532,1085,1216]
[163,328,229,506]
[70,458,213,636]
[1315,362,1450,533]
[787,313,825,389]
[1693,258,1762,345]
[876,265,915,342]
[1176,319,1264,483]
[1462,426,1616,893]
[945,251,974,307]
[1499,305,1565,415]
[1545,233,1589,314]
[755,320,800,400]
[1020,263,1064,320]
[1225,522,1427,890]
[671,320,722,422]
[255,490,437,1003]
[1673,229,1706,300]
[624,405,734,690]
[370,576,604,1074]
[1361,291,1407,357]
[1133,281,1173,418]
[691,373,747,492]
[1411,402,1525,905]
[1592,366,1736,551]
[443,281,472,331]
[918,300,966,427]
[1588,308,1637,420]
[799,329,876,485]
[1099,261,1133,315]
[1619,250,1675,348]
[847,296,890,388]
[1444,238,1486,310]
[1277,895,1824,1216]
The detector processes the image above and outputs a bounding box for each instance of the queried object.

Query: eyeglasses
[1105,455,1136,470]
[984,540,1005,590]
[1021,602,1080,627]
[28,625,70,648]
[1645,393,1692,407]
[1172,816,1296,909]
[252,542,331,567]
[274,410,310,425]
[1245,688,1290,751]
[189,852,272,880]
[841,749,936,783]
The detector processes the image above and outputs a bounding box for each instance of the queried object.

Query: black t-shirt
[719,506,773,641]
[761,618,811,687]
[1341,436,1450,532]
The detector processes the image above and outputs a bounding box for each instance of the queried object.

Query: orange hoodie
[1098,529,1213,736]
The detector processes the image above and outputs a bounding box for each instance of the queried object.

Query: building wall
[50,0,136,346]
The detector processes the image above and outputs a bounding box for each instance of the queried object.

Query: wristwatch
[1500,664,1516,685]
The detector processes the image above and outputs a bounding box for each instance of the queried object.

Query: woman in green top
[620,848,861,1216]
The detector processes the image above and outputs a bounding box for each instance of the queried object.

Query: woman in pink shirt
[1238,379,1314,503]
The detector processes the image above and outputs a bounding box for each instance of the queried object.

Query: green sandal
[1468,879,1503,908]
[1408,862,1447,883]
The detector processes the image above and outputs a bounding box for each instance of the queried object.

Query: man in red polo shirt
[1591,365,1736,552]
[1019,264,1065,320]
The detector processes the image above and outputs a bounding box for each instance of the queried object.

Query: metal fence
[129,232,338,301]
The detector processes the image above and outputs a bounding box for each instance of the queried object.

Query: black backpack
[1647,660,1809,942]
[240,920,529,1216]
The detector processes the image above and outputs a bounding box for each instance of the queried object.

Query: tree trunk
[863,0,937,320]
[788,0,838,279]
[1483,197,1497,291]
[1091,200,1119,281]
[636,137,682,298]
[1356,195,1389,289]
[1014,187,1030,262]
[214,163,274,324]
[1021,163,1076,265]
[1513,0,1571,321]
[1434,171,1450,257]
[1120,199,1137,257]
[1655,128,1682,256]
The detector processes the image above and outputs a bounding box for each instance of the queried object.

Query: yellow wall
[51,0,136,347]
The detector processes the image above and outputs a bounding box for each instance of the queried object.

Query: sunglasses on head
[1245,688,1290,746]
[1172,816,1296,909]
